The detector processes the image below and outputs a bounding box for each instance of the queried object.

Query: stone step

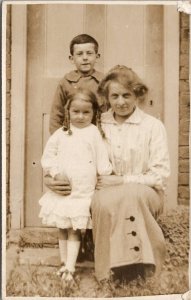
[7,244,94,267]
[6,245,94,282]
[8,228,58,246]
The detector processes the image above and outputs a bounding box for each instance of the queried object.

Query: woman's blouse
[101,107,170,191]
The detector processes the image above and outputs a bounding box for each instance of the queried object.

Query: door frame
[9,4,27,229]
[8,3,179,230]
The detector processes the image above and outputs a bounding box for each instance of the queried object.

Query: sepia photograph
[2,0,190,299]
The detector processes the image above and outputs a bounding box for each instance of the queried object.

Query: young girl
[39,87,112,283]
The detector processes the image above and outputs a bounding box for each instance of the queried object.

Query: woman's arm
[96,174,123,190]
[44,174,71,196]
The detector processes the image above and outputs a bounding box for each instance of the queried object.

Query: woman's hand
[44,174,71,196]
[96,175,123,190]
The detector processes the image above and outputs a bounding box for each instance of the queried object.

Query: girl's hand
[44,174,71,196]
[96,175,123,190]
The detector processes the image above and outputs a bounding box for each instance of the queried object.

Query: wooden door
[25,4,164,227]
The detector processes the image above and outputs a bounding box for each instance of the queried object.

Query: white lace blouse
[101,107,170,191]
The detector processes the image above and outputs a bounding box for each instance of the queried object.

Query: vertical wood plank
[45,4,84,78]
[105,5,144,74]
[143,5,164,119]
[43,4,84,113]
[84,4,105,72]
[25,5,46,226]
[10,5,27,229]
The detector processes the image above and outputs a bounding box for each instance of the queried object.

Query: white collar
[101,106,145,125]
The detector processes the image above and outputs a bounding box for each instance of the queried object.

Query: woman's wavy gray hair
[98,65,148,109]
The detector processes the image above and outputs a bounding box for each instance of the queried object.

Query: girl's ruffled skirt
[39,190,92,230]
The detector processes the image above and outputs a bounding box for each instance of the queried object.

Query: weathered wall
[6,5,11,231]
[178,12,190,205]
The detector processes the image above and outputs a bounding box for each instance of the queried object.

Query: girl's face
[108,81,137,123]
[69,95,94,128]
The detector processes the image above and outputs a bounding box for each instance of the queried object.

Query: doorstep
[6,227,94,283]
[6,244,94,282]
[7,244,94,267]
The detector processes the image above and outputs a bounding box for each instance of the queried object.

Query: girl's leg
[58,228,68,268]
[65,228,81,273]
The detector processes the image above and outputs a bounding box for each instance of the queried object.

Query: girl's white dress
[39,124,112,230]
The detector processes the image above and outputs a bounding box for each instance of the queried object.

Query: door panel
[25,4,164,227]
[105,5,163,119]
[45,4,84,78]
[144,5,163,119]
[25,4,85,226]
[85,4,105,71]
[105,5,145,72]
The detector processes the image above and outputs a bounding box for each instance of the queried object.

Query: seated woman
[91,65,170,283]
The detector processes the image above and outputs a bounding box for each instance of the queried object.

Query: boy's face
[69,43,100,75]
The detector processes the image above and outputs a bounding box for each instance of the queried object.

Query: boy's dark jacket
[49,69,104,134]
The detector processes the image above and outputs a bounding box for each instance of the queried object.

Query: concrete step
[7,244,94,267]
[6,244,94,282]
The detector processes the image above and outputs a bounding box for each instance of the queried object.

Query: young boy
[49,34,104,134]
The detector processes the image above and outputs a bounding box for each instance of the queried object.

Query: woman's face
[108,82,137,122]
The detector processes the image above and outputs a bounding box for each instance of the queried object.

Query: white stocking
[59,239,67,265]
[65,240,81,273]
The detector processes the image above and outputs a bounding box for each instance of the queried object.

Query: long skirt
[91,183,166,281]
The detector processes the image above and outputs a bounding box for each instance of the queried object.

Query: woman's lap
[91,183,165,281]
[92,183,163,217]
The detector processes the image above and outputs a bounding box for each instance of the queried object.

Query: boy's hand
[96,175,123,190]
[44,174,71,196]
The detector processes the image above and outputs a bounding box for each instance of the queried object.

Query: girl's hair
[98,65,148,110]
[62,87,105,138]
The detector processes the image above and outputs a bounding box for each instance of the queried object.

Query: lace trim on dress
[40,214,92,230]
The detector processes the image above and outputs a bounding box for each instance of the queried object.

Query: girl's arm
[42,130,71,195]
[41,130,61,178]
[123,121,170,191]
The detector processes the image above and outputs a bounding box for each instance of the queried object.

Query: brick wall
[178,12,190,205]
[6,5,11,231]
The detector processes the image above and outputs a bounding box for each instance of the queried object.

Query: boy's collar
[65,69,103,82]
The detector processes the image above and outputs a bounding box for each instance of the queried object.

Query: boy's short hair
[70,34,99,55]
